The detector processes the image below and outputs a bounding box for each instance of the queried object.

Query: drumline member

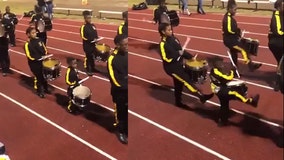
[158,23,214,107]
[268,0,283,91]
[0,13,11,77]
[65,58,80,113]
[117,11,128,36]
[80,10,100,76]
[222,0,262,74]
[209,57,260,126]
[30,5,48,45]
[107,34,128,144]
[2,6,18,47]
[153,0,168,24]
[24,26,50,98]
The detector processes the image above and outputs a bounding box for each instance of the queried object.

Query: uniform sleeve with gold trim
[159,37,181,63]
[65,67,78,86]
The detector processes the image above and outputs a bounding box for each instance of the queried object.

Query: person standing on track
[24,26,50,98]
[158,23,214,108]
[30,5,48,45]
[222,0,262,75]
[0,13,11,77]
[117,11,128,36]
[107,34,128,144]
[268,0,283,91]
[179,0,191,15]
[65,58,80,113]
[80,10,100,76]
[209,57,260,126]
[2,6,18,47]
[153,0,169,24]
[44,0,54,20]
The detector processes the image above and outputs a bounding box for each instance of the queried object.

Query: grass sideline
[128,0,274,17]
[0,0,125,25]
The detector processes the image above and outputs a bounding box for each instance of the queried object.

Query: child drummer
[65,58,80,113]
[209,57,260,126]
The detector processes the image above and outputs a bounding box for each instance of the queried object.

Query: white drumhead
[227,80,244,86]
[73,85,91,98]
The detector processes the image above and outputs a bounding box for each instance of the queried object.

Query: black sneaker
[200,93,214,104]
[2,73,7,77]
[248,94,260,107]
[248,62,262,72]
[116,132,128,144]
[37,92,45,98]
[175,101,189,109]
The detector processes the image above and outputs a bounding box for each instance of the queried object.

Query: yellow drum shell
[96,43,111,53]
[185,59,208,71]
[42,58,61,70]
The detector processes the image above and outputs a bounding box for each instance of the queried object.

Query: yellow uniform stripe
[65,68,76,85]
[113,103,119,126]
[213,68,234,80]
[227,13,235,34]
[172,74,197,92]
[233,45,250,64]
[228,91,250,103]
[84,57,87,68]
[80,25,87,40]
[160,42,173,63]
[34,77,37,90]
[108,53,121,87]
[118,24,123,35]
[42,42,48,54]
[24,42,35,60]
[275,11,284,35]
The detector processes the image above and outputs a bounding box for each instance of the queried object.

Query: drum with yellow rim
[184,59,208,83]
[42,58,61,81]
[95,43,111,62]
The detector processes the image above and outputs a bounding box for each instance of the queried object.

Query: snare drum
[184,59,208,83]
[95,43,111,62]
[160,10,179,27]
[227,80,248,96]
[72,85,92,108]
[42,58,61,81]
[240,38,259,56]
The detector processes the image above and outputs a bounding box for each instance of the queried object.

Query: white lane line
[128,26,269,49]
[10,48,283,129]
[128,110,231,160]
[8,66,231,160]
[0,92,116,160]
[128,18,268,37]
[128,11,269,26]
[128,37,277,68]
[15,28,277,69]
[14,30,277,91]
[129,51,274,90]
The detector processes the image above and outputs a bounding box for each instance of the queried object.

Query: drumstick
[193,54,198,60]
[18,14,24,21]
[91,37,104,43]
[78,76,90,84]
[227,51,241,78]
[182,37,191,52]
[38,54,53,61]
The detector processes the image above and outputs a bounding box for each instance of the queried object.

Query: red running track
[128,9,283,160]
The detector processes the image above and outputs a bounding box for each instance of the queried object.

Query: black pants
[0,48,10,73]
[7,29,16,45]
[37,32,47,45]
[67,85,79,112]
[164,63,198,103]
[216,86,249,122]
[29,61,48,93]
[224,36,251,66]
[84,51,95,72]
[268,38,283,65]
[111,88,128,135]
